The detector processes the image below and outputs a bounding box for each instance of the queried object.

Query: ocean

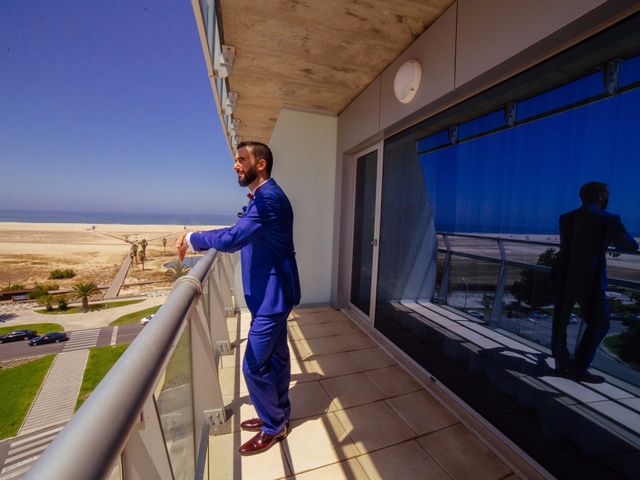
[0,209,238,226]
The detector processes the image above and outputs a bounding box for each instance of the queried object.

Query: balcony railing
[434,231,640,387]
[26,249,237,480]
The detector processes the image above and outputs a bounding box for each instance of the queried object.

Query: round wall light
[394,59,422,104]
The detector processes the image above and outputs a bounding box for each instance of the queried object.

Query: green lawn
[36,298,145,315]
[0,323,64,336]
[0,355,55,439]
[76,344,129,410]
[109,305,161,326]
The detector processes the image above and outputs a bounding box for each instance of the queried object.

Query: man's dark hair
[579,181,608,204]
[237,141,273,176]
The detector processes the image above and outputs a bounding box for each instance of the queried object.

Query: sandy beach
[0,222,225,292]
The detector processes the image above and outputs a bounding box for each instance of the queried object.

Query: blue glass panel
[517,71,604,121]
[620,54,640,87]
[458,109,505,140]
[416,130,449,152]
[420,87,640,236]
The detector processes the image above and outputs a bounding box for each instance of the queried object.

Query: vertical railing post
[216,254,234,315]
[490,239,507,327]
[207,262,232,354]
[190,299,229,436]
[223,253,240,312]
[438,234,452,305]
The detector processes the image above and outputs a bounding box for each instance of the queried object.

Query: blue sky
[420,87,640,236]
[0,0,245,215]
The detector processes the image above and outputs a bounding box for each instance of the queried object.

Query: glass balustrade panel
[156,328,195,479]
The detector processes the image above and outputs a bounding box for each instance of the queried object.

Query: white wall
[338,0,624,153]
[269,107,338,306]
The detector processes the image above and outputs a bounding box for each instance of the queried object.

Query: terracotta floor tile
[364,366,422,397]
[290,310,346,326]
[283,413,360,474]
[326,320,362,335]
[335,332,376,351]
[300,336,350,355]
[386,391,458,435]
[289,381,334,419]
[219,366,248,396]
[333,401,416,454]
[321,373,385,410]
[288,323,335,340]
[311,352,363,378]
[417,424,512,480]
[285,458,369,480]
[290,356,323,383]
[221,393,258,432]
[220,343,247,369]
[208,428,290,480]
[356,440,450,479]
[227,314,252,333]
[348,347,396,370]
[289,339,313,359]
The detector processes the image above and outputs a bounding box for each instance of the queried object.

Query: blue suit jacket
[190,179,301,316]
[555,204,638,295]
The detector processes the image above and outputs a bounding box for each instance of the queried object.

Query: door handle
[371,239,378,247]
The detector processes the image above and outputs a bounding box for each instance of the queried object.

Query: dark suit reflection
[552,203,638,372]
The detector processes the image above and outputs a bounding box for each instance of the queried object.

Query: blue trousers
[242,309,291,435]
[552,289,609,371]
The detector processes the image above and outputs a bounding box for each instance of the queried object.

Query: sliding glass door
[350,146,382,323]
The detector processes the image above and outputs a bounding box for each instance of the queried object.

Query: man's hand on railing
[176,233,189,261]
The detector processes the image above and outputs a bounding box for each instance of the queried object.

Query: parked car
[466,310,485,321]
[528,310,550,321]
[0,329,38,343]
[28,332,69,346]
[140,314,155,326]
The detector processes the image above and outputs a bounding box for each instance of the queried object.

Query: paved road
[0,324,143,362]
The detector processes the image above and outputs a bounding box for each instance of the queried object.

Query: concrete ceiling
[219,0,455,143]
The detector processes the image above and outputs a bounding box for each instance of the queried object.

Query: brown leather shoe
[240,418,290,432]
[240,418,263,432]
[239,427,287,456]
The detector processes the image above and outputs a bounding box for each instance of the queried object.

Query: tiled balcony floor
[376,301,640,479]
[207,307,522,480]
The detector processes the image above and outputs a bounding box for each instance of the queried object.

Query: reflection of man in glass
[552,182,638,383]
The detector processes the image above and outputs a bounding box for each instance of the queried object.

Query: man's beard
[237,165,258,187]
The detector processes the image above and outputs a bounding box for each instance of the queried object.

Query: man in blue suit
[552,181,637,383]
[177,141,300,455]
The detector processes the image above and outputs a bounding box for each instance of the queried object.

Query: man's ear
[257,158,267,173]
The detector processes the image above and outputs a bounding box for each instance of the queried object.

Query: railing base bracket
[205,408,231,436]
[217,340,232,354]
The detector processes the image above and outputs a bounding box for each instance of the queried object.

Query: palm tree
[73,282,99,312]
[130,243,138,265]
[162,238,167,253]
[165,262,190,281]
[138,250,146,270]
[140,239,148,254]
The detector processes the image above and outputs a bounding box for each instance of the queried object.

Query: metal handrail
[437,233,640,291]
[27,249,220,480]
[439,231,640,256]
